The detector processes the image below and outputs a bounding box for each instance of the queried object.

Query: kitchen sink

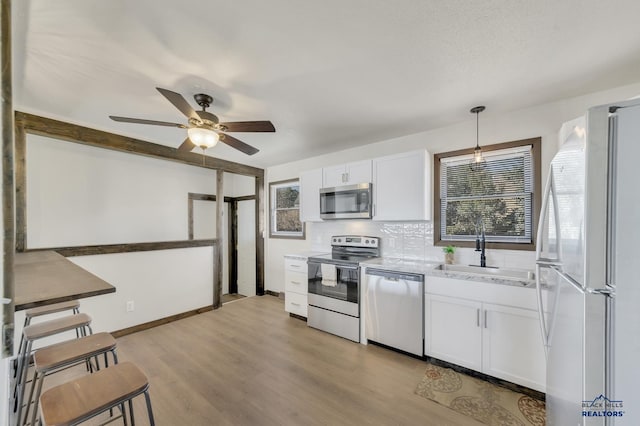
[434,264,535,281]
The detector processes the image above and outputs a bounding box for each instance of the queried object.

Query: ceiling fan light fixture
[188,127,219,149]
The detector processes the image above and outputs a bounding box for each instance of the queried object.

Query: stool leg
[144,390,156,426]
[128,399,135,426]
[14,317,31,378]
[28,370,46,426]
[14,340,33,414]
[121,402,129,426]
[23,369,41,426]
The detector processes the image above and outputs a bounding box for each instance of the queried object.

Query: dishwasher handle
[365,268,424,282]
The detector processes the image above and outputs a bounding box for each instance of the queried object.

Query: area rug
[415,363,545,426]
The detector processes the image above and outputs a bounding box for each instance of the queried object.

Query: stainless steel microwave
[320,183,372,219]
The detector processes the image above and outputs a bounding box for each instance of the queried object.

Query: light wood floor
[41,296,483,425]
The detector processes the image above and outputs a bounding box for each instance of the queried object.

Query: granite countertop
[284,251,329,260]
[360,257,537,288]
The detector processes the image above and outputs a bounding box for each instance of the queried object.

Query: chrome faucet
[475,219,486,267]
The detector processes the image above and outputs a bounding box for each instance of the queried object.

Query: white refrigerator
[536,99,640,425]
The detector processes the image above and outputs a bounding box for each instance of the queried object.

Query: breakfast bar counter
[14,251,116,311]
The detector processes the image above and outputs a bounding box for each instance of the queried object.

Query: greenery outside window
[434,138,541,250]
[269,179,305,239]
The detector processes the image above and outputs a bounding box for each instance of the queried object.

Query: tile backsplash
[308,220,535,270]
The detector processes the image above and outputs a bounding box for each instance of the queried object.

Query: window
[269,179,305,239]
[434,138,541,250]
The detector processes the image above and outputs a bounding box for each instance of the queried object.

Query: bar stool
[21,332,118,426]
[38,362,156,426]
[14,313,93,418]
[15,301,81,377]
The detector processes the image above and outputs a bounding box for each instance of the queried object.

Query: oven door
[307,261,359,305]
[319,183,372,219]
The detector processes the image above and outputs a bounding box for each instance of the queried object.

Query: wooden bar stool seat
[39,362,155,426]
[16,301,81,378]
[25,301,81,322]
[14,314,93,420]
[23,333,118,426]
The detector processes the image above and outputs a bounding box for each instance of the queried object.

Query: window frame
[433,137,541,251]
[268,178,305,240]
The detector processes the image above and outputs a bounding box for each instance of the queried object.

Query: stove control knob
[365,239,369,244]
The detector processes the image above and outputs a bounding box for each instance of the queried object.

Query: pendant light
[469,105,486,171]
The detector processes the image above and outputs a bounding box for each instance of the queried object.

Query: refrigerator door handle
[535,263,549,356]
[535,170,552,262]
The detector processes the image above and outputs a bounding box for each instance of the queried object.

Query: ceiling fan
[109,87,275,155]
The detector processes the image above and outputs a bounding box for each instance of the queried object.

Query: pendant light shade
[188,127,220,149]
[470,106,486,171]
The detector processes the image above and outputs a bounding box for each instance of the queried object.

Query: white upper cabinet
[322,160,372,187]
[299,168,323,222]
[372,149,430,221]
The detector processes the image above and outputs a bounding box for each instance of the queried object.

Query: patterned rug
[415,363,545,426]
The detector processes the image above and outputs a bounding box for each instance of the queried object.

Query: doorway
[189,193,255,303]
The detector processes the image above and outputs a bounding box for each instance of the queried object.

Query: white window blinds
[440,145,534,243]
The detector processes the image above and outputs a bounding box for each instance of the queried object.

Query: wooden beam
[1,0,15,357]
[228,200,238,294]
[213,171,224,308]
[255,176,265,296]
[14,111,264,178]
[24,239,217,257]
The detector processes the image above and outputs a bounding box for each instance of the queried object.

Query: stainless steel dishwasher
[364,268,424,356]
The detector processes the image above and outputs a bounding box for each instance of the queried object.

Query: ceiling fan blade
[109,116,186,128]
[219,121,275,132]
[219,134,259,155]
[177,138,196,152]
[156,87,199,120]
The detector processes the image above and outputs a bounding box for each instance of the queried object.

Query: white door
[482,303,546,392]
[344,160,372,185]
[299,169,323,222]
[236,200,256,297]
[322,165,347,187]
[193,200,229,294]
[425,294,482,371]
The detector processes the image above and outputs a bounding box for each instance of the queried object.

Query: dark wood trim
[265,290,280,297]
[213,172,224,308]
[14,116,25,252]
[1,0,15,357]
[433,137,542,251]
[267,178,306,240]
[188,196,194,240]
[228,200,238,294]
[233,194,256,202]
[289,313,307,322]
[16,287,116,311]
[25,239,217,257]
[255,176,265,296]
[14,111,264,178]
[188,192,233,203]
[111,306,214,338]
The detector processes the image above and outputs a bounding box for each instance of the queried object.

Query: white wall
[21,134,255,344]
[264,82,640,293]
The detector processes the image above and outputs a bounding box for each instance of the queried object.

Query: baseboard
[111,306,214,338]
[265,290,284,299]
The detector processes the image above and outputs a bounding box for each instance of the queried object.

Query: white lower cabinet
[425,294,482,372]
[482,303,546,391]
[284,257,308,317]
[425,277,546,392]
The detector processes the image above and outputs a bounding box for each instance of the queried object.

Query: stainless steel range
[307,236,380,342]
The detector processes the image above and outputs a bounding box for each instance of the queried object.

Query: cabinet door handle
[345,172,349,182]
[290,264,300,268]
[476,309,480,327]
[484,310,488,329]
[291,302,301,307]
[291,281,301,285]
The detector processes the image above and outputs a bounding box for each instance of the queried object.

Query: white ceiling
[12,0,640,168]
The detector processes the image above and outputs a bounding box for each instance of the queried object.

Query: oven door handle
[308,261,359,271]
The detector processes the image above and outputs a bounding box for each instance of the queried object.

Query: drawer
[285,271,308,294]
[285,291,307,317]
[285,258,307,273]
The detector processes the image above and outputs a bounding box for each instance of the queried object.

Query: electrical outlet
[126,301,135,312]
